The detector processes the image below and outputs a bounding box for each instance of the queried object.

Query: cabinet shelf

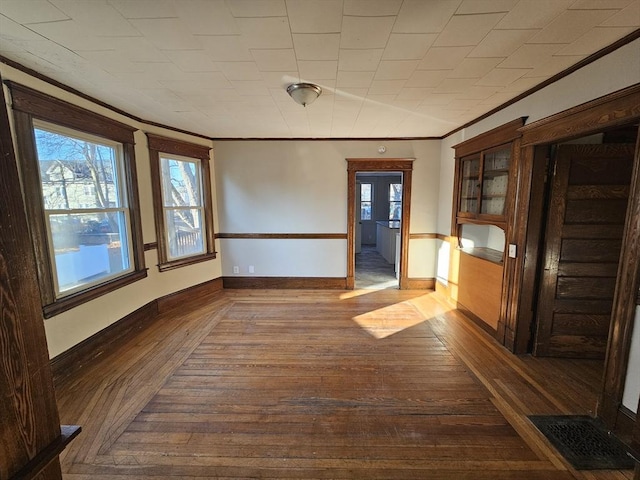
[455,143,513,226]
[483,169,509,178]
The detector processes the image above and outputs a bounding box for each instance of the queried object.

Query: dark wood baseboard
[402,277,435,290]
[50,301,158,387]
[456,303,499,338]
[616,405,637,440]
[51,277,224,387]
[223,276,347,289]
[157,277,223,312]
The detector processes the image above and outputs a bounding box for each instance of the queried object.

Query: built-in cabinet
[456,144,512,226]
[450,118,525,335]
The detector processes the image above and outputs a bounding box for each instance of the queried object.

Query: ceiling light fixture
[286,82,322,107]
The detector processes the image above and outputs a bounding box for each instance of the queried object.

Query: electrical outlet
[248,265,255,274]
[233,266,239,274]
[508,244,517,258]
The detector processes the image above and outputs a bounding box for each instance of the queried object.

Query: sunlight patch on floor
[352,303,427,339]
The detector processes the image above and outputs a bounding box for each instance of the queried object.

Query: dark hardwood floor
[55,289,633,479]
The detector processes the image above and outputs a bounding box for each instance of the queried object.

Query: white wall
[623,307,640,413]
[436,38,640,414]
[214,139,440,279]
[1,63,222,358]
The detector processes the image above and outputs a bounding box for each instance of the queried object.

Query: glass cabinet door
[480,147,510,216]
[460,156,480,213]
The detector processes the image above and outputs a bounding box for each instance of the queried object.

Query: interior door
[534,144,635,358]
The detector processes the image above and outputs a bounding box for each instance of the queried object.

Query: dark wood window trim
[7,82,147,318]
[147,133,216,272]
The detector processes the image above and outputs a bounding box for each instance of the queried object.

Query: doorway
[526,125,638,413]
[533,134,636,358]
[346,158,413,290]
[355,172,402,289]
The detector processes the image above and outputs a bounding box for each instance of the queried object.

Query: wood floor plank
[54,289,633,479]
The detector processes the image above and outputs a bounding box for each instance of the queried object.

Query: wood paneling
[50,301,158,387]
[51,278,224,386]
[457,251,503,331]
[157,278,223,312]
[0,72,64,479]
[402,277,435,289]
[551,314,611,336]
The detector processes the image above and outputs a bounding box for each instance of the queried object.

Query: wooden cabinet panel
[457,252,503,331]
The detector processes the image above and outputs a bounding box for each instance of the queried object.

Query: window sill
[157,252,217,272]
[43,269,148,318]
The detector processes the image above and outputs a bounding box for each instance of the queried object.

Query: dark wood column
[0,76,79,479]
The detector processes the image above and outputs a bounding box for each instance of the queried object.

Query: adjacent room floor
[355,245,398,289]
[55,289,630,479]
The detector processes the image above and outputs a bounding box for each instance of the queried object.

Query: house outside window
[147,134,216,271]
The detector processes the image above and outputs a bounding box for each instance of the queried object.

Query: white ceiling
[0,0,638,139]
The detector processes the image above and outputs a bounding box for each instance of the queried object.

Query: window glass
[360,183,372,220]
[34,123,133,297]
[389,183,402,220]
[160,155,206,260]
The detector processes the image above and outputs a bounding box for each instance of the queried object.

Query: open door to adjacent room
[534,142,635,358]
[346,159,413,290]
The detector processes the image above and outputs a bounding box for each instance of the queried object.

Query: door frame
[508,84,640,431]
[346,158,413,290]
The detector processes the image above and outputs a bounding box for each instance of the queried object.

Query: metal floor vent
[529,415,635,470]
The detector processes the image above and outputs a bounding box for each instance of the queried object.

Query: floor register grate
[529,415,636,470]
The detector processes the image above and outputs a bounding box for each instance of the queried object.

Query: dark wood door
[534,144,634,358]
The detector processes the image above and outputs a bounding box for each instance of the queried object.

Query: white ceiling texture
[0,0,638,139]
